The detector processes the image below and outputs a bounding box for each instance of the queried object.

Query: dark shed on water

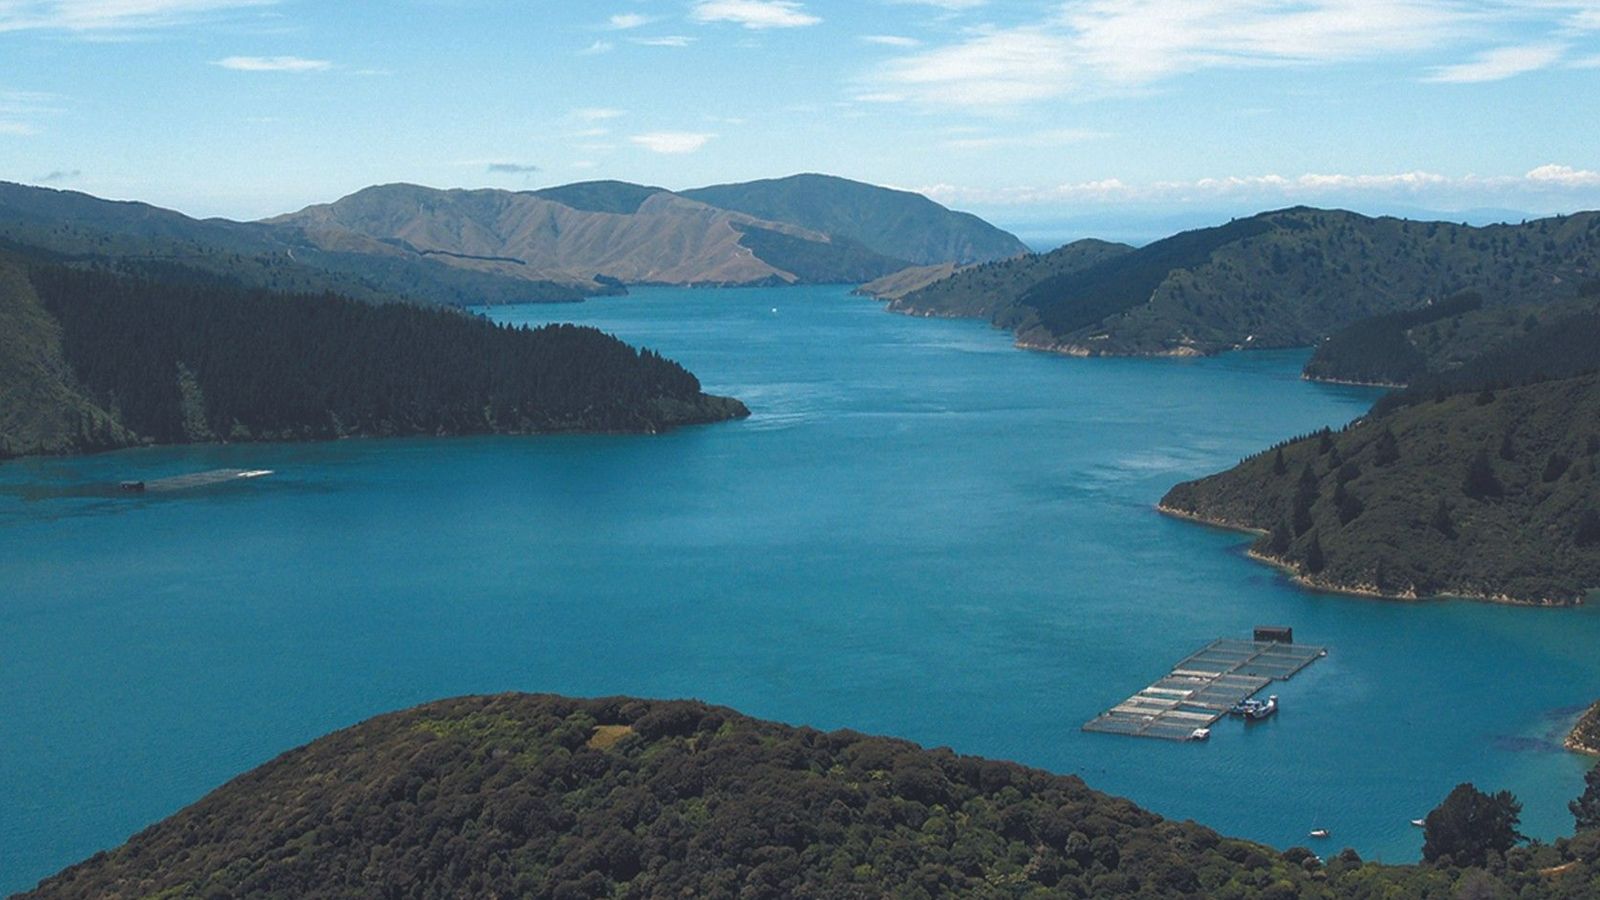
[1254,626,1294,644]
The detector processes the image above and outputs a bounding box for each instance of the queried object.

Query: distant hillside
[884,238,1134,322]
[893,207,1600,357]
[1305,286,1600,387]
[681,173,1029,266]
[271,182,913,289]
[1162,367,1600,605]
[0,252,745,459]
[0,181,607,306]
[854,262,961,301]
[22,693,1600,899]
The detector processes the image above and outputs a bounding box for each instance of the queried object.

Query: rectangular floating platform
[122,469,273,494]
[1083,638,1326,742]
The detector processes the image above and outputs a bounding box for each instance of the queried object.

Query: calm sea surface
[3,286,1597,893]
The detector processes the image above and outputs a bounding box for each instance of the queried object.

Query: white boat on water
[1309,828,1331,839]
[1411,818,1426,827]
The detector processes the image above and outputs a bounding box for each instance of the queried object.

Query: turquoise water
[3,286,1598,893]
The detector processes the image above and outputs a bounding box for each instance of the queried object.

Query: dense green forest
[1304,285,1600,386]
[1372,309,1600,416]
[1301,292,1486,385]
[1161,366,1600,604]
[884,238,1132,321]
[894,207,1600,357]
[21,694,1600,899]
[0,255,745,458]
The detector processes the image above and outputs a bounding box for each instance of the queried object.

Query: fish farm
[119,469,273,494]
[1082,636,1327,742]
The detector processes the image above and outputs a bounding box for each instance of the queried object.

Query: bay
[2,285,1596,894]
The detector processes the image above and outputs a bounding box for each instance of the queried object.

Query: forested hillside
[1161,368,1600,604]
[0,255,746,459]
[21,694,1600,899]
[32,265,745,446]
[0,258,131,457]
[1304,285,1600,385]
[892,207,1600,357]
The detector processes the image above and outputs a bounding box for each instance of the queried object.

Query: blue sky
[1,0,1598,238]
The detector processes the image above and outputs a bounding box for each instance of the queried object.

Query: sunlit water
[3,286,1597,894]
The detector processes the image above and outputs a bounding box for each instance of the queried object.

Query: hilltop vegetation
[0,252,746,458]
[893,208,1600,357]
[681,173,1029,266]
[22,694,1600,899]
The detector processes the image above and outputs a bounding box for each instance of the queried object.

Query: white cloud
[690,0,820,29]
[916,166,1600,207]
[1424,42,1568,81]
[0,0,273,33]
[579,39,615,55]
[632,35,695,46]
[629,131,715,153]
[861,34,920,47]
[608,13,651,29]
[573,107,626,121]
[867,1,1599,109]
[212,55,331,72]
[1525,163,1600,187]
[0,121,40,135]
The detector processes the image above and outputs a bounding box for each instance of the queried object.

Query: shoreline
[0,395,751,465]
[1155,502,1582,608]
[1567,702,1600,756]
[1302,373,1409,389]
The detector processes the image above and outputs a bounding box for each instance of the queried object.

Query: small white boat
[1411,818,1426,828]
[1309,828,1331,839]
[1190,727,1211,741]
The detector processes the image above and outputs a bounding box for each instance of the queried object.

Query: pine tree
[1573,765,1600,833]
[1304,533,1326,574]
[1463,448,1503,499]
[1431,499,1457,539]
[1373,428,1400,466]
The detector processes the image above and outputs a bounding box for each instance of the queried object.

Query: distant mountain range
[885,207,1600,357]
[0,175,1027,306]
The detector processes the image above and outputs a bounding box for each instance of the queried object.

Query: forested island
[887,208,1600,359]
[0,250,746,459]
[19,693,1600,899]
